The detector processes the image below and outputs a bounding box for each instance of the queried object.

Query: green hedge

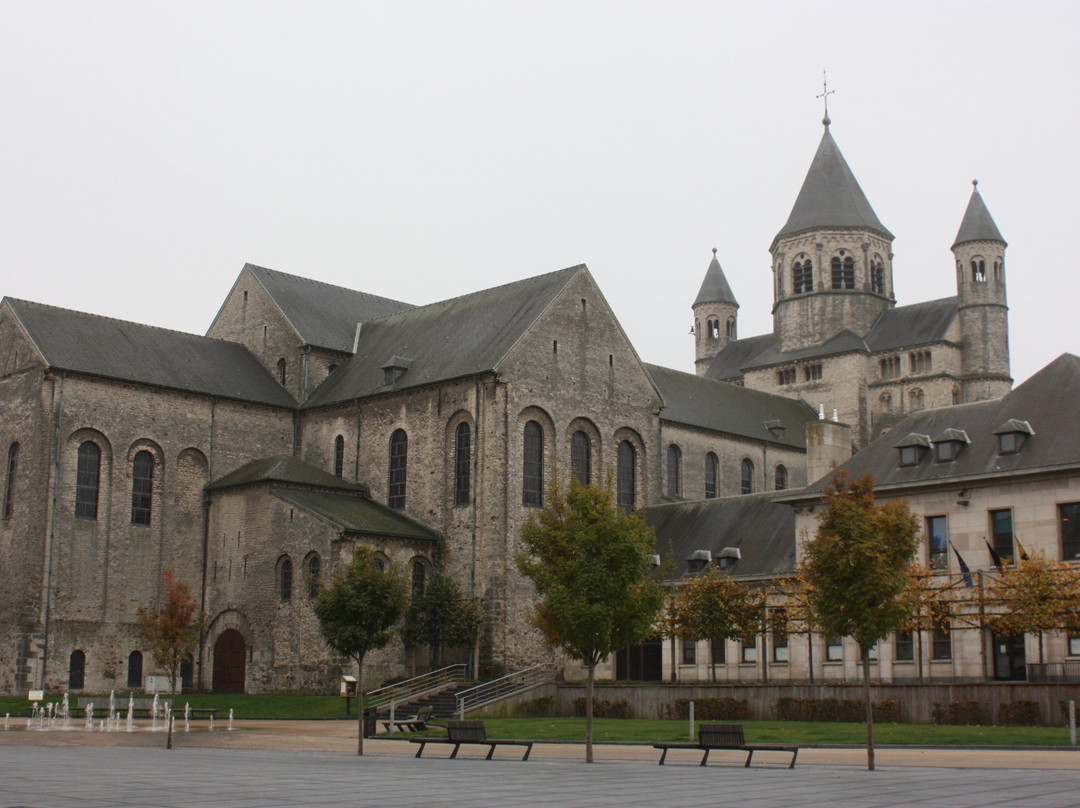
[773,697,902,722]
[998,700,1041,726]
[931,700,990,725]
[571,697,631,718]
[666,697,752,721]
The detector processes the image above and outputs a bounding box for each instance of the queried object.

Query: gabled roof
[789,353,1080,498]
[207,455,365,492]
[304,266,586,407]
[693,250,738,307]
[952,184,1006,249]
[742,329,869,371]
[646,493,796,580]
[772,125,892,248]
[646,364,814,449]
[703,333,777,381]
[273,489,439,541]
[864,297,958,353]
[3,298,296,408]
[241,264,415,353]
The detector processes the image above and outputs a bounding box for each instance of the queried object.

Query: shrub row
[514,695,554,717]
[571,697,631,718]
[930,700,1044,726]
[666,697,752,721]
[773,697,902,723]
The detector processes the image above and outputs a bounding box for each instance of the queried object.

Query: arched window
[127,651,143,688]
[454,422,471,506]
[279,556,293,602]
[412,559,427,598]
[69,650,85,690]
[709,319,719,339]
[879,392,892,413]
[774,464,788,492]
[793,259,813,293]
[952,385,962,405]
[616,440,636,512]
[130,450,154,525]
[3,441,18,519]
[307,555,321,599]
[831,255,855,289]
[388,429,408,509]
[705,452,718,499]
[666,444,681,498]
[870,258,885,293]
[522,421,543,507]
[971,259,986,283]
[334,435,345,478]
[726,318,736,340]
[740,458,754,495]
[276,358,287,385]
[75,441,101,519]
[909,387,925,411]
[570,430,591,486]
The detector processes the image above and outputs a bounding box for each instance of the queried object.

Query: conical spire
[693,248,738,307]
[952,180,1006,248]
[772,124,892,247]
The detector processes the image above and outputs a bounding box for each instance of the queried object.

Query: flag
[951,542,975,587]
[985,539,1004,573]
[1015,537,1030,563]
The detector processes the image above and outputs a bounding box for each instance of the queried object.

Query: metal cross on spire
[817,70,834,127]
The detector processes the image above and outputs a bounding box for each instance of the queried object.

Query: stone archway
[212,629,247,693]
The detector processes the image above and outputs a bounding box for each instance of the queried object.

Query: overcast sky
[3,1,1076,387]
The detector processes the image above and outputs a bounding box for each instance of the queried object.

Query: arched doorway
[212,629,246,693]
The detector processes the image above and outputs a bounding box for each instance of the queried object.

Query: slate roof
[863,298,958,353]
[742,329,869,371]
[703,333,777,381]
[243,264,415,353]
[952,185,1006,249]
[207,456,365,492]
[693,250,738,307]
[4,298,296,408]
[787,353,1080,499]
[646,364,815,450]
[272,489,439,541]
[304,266,586,408]
[772,125,892,248]
[704,297,960,380]
[646,493,796,580]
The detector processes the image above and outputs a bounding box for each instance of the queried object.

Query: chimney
[806,418,852,484]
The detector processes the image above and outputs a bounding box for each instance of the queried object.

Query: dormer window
[993,419,1034,455]
[381,356,412,386]
[686,549,711,573]
[933,428,970,463]
[895,433,931,467]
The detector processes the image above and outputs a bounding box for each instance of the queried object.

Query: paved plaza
[1,722,1079,808]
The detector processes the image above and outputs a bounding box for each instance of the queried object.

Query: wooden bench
[411,720,533,760]
[383,705,432,733]
[654,723,800,768]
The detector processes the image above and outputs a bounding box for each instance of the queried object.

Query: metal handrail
[365,663,467,710]
[455,662,555,718]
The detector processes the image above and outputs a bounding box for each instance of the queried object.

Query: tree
[668,567,764,682]
[314,546,409,755]
[798,472,920,771]
[136,569,204,750]
[517,479,665,763]
[402,568,484,669]
[985,552,1080,665]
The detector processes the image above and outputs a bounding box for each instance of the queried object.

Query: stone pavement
[1,721,1079,807]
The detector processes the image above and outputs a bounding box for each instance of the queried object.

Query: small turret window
[831,256,855,289]
[709,319,719,339]
[879,355,901,379]
[909,351,932,374]
[792,258,813,293]
[777,368,796,386]
[871,257,885,294]
[909,388,925,411]
[726,318,735,340]
[971,259,987,283]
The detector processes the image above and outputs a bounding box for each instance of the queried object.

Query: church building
[0,114,1029,695]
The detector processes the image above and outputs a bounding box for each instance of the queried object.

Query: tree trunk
[356,656,366,756]
[862,648,874,771]
[709,638,716,683]
[807,631,814,684]
[585,660,596,763]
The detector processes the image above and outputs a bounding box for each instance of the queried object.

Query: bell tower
[693,249,739,376]
[953,180,1011,401]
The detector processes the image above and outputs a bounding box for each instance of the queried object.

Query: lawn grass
[1,694,1070,746]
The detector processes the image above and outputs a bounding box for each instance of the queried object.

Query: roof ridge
[6,297,219,343]
[246,263,415,307]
